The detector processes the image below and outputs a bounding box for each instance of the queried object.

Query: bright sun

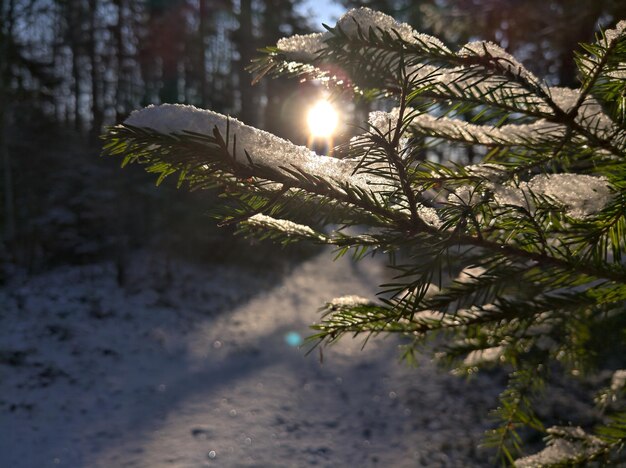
[306,100,339,138]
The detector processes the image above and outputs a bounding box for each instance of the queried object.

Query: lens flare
[306,100,338,138]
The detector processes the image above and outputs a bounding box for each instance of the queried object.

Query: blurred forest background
[0,0,625,280]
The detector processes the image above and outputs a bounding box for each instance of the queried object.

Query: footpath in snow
[1,249,499,467]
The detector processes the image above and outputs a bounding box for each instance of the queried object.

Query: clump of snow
[458,173,612,219]
[548,87,618,139]
[528,174,612,219]
[124,104,385,192]
[398,284,441,306]
[412,113,564,146]
[276,7,449,61]
[417,205,442,228]
[368,109,401,134]
[549,87,580,113]
[457,266,487,283]
[492,182,532,209]
[370,108,564,146]
[433,66,548,112]
[610,369,626,393]
[466,164,507,182]
[459,41,540,84]
[246,214,326,241]
[515,426,606,467]
[328,295,373,309]
[463,346,504,367]
[335,7,448,51]
[448,185,478,205]
[413,310,447,323]
[276,32,325,60]
[607,68,626,79]
[515,438,578,467]
[604,19,626,45]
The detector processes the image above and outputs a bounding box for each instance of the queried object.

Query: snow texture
[276,7,449,61]
[247,214,325,241]
[0,250,501,467]
[125,104,383,192]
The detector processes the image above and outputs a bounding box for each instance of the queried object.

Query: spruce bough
[102,8,626,466]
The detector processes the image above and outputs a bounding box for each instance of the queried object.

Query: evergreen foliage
[102,8,626,466]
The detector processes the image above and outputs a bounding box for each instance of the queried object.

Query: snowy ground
[1,249,502,467]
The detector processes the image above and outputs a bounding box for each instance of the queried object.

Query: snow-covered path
[1,250,499,467]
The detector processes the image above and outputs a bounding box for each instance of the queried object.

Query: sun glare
[306,100,339,138]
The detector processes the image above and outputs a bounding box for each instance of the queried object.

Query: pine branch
[106,10,626,466]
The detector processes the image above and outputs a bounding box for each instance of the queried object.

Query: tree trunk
[68,0,84,132]
[113,0,125,121]
[0,0,15,243]
[236,0,256,125]
[88,0,103,138]
[198,0,208,108]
